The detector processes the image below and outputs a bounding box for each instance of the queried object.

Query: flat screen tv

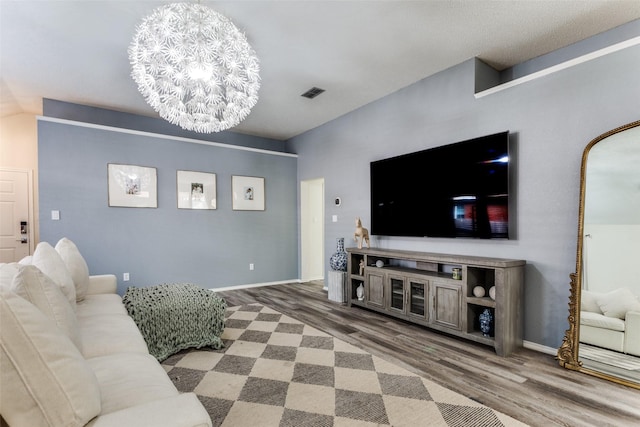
[370,131,510,239]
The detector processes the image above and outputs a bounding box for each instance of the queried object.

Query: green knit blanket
[123,283,226,361]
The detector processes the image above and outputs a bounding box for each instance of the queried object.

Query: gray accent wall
[38,113,298,294]
[287,43,640,349]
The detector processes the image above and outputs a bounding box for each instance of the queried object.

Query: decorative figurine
[356,283,365,301]
[354,217,370,249]
[473,286,485,298]
[359,259,365,276]
[479,308,494,337]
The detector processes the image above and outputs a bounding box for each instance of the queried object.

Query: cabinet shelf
[346,247,524,357]
[466,297,496,308]
[377,265,459,281]
[466,331,496,344]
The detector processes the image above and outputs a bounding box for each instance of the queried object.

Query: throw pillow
[580,290,603,313]
[11,264,82,350]
[18,255,33,265]
[0,288,101,427]
[32,241,76,308]
[596,288,640,319]
[0,262,20,291]
[55,238,90,302]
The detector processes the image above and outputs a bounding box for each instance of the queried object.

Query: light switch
[332,215,338,222]
[51,210,60,220]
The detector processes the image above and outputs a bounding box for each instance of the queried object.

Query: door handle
[18,221,28,243]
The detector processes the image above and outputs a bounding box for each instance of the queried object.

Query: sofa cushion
[77,293,128,318]
[84,393,212,427]
[32,241,76,308]
[56,237,90,302]
[87,353,178,416]
[596,288,640,319]
[80,314,149,358]
[11,264,82,350]
[0,288,101,427]
[580,310,625,332]
[581,290,604,313]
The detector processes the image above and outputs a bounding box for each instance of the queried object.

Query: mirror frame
[557,119,640,389]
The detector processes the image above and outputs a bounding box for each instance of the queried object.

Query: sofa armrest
[624,311,640,356]
[87,275,117,295]
[85,393,211,427]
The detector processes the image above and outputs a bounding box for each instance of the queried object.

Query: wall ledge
[37,115,298,158]
[475,36,640,98]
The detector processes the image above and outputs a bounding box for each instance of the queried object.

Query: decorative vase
[489,286,496,300]
[329,238,347,271]
[356,283,364,301]
[473,286,485,298]
[479,308,494,337]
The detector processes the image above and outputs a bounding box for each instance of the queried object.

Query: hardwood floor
[216,282,640,427]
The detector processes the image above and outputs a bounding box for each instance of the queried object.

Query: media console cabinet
[346,248,525,357]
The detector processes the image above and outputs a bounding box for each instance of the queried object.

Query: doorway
[301,178,324,283]
[0,168,34,262]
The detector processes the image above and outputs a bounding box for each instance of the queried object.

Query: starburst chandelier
[129,2,260,133]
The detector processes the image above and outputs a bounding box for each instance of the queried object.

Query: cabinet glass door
[390,277,405,312]
[409,280,426,317]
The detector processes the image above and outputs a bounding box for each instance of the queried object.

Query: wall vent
[301,87,325,99]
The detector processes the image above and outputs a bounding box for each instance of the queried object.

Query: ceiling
[1,1,639,141]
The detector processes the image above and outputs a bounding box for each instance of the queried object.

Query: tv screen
[370,132,510,239]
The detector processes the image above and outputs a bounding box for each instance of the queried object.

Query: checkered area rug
[162,304,528,427]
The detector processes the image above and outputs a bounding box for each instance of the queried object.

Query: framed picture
[232,175,265,211]
[177,170,217,210]
[108,163,157,208]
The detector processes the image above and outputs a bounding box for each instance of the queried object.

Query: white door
[0,169,33,262]
[301,178,324,282]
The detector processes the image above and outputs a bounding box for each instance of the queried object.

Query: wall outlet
[332,215,338,222]
[249,263,254,271]
[123,272,130,281]
[51,210,60,220]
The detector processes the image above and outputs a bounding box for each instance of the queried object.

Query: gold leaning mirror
[558,120,640,389]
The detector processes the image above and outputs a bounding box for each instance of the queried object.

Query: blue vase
[479,308,494,337]
[329,238,347,271]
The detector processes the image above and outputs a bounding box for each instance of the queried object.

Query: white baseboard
[523,340,557,356]
[209,279,301,293]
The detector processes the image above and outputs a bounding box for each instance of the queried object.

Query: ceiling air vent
[301,87,325,99]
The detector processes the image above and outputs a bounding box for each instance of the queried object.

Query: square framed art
[107,163,157,208]
[232,175,265,211]
[177,170,217,210]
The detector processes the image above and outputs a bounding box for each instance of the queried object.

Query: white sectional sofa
[580,288,640,357]
[0,239,212,427]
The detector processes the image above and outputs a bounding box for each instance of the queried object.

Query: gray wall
[287,43,640,348]
[43,98,291,154]
[38,112,298,294]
